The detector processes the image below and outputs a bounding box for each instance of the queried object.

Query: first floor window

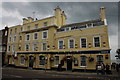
[80,56,86,67]
[39,56,45,66]
[42,31,48,39]
[26,34,30,41]
[20,56,24,64]
[58,40,64,49]
[34,33,38,40]
[94,37,100,47]
[20,36,22,40]
[81,38,87,48]
[54,56,59,66]
[33,43,38,51]
[25,44,29,51]
[42,42,47,51]
[69,39,74,48]
[97,55,103,65]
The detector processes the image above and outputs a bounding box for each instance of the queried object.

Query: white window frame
[93,36,101,47]
[26,34,30,41]
[80,37,87,48]
[54,56,59,66]
[42,31,48,39]
[33,32,38,40]
[80,56,87,67]
[68,39,75,49]
[20,56,24,65]
[41,42,47,51]
[58,40,64,49]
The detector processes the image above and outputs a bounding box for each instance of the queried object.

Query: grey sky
[1,2,118,60]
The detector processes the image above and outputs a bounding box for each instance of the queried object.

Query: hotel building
[6,6,111,71]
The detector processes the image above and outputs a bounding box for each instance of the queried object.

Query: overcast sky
[0,2,118,60]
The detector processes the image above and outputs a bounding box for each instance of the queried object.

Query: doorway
[67,57,72,70]
[29,56,34,68]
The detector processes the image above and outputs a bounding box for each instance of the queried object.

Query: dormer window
[44,22,47,27]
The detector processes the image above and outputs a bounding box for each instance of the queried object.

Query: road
[2,67,120,80]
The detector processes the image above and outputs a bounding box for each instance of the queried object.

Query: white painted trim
[68,39,75,49]
[93,36,101,48]
[80,37,87,48]
[42,30,48,39]
[104,19,107,25]
[58,40,64,49]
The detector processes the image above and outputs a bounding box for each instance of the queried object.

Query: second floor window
[26,34,30,41]
[81,38,87,48]
[58,40,64,49]
[94,37,100,47]
[42,31,48,39]
[68,39,74,48]
[34,33,38,40]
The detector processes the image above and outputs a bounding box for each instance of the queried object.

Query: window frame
[25,44,29,51]
[20,56,24,65]
[42,31,48,39]
[58,40,64,49]
[41,42,47,51]
[54,56,59,66]
[26,34,30,41]
[33,32,38,40]
[80,37,87,48]
[80,56,87,67]
[93,36,101,47]
[68,39,75,49]
[39,56,45,66]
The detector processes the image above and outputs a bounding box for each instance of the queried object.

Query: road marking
[3,74,22,78]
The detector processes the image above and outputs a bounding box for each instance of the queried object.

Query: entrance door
[29,56,34,67]
[67,58,72,70]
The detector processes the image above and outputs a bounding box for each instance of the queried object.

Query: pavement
[1,67,120,80]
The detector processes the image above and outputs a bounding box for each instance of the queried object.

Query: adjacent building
[0,26,9,66]
[6,6,111,71]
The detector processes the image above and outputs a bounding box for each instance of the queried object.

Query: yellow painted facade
[6,6,111,71]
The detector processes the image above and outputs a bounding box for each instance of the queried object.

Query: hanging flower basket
[62,56,67,61]
[8,54,12,57]
[24,56,28,60]
[14,56,18,59]
[88,57,94,62]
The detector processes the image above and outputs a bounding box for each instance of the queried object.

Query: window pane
[54,56,59,66]
[97,55,103,65]
[69,39,74,48]
[59,40,63,49]
[34,33,38,39]
[80,56,86,66]
[20,56,24,64]
[42,42,47,50]
[81,38,86,48]
[94,37,100,47]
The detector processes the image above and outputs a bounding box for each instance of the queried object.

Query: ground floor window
[80,56,86,67]
[54,56,59,66]
[39,56,45,66]
[97,55,103,65]
[20,56,24,65]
